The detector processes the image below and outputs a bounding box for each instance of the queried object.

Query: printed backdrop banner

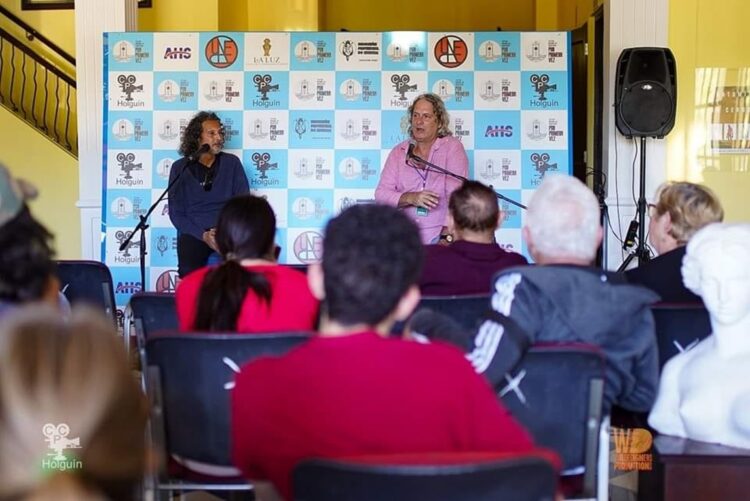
[102,30,572,313]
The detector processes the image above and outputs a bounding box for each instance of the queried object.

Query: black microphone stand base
[617,246,650,273]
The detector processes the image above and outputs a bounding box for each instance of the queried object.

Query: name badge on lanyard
[415,166,429,217]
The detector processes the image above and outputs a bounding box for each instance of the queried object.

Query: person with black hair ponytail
[176,194,318,332]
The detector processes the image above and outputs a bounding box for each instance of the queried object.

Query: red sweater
[231,332,535,499]
[175,264,318,332]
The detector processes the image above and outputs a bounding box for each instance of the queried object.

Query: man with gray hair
[410,174,660,412]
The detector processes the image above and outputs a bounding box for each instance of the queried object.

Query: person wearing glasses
[625,181,723,303]
[169,111,249,278]
[375,93,469,244]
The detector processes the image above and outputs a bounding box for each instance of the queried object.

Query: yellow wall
[245,0,319,31]
[0,106,80,258]
[668,0,750,222]
[217,0,249,31]
[138,0,219,31]
[321,0,535,32]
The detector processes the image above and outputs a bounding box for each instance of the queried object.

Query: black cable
[612,116,625,256]
[585,167,624,246]
[630,137,638,206]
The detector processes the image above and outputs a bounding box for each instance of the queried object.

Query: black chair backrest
[498,344,604,495]
[57,260,116,320]
[650,303,711,369]
[416,294,490,330]
[146,332,311,466]
[293,453,558,501]
[393,294,490,335]
[128,292,177,340]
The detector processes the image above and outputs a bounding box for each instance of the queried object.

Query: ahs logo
[252,152,278,179]
[485,125,513,138]
[391,74,417,101]
[163,47,191,59]
[530,74,556,100]
[116,152,142,179]
[253,74,279,101]
[117,74,143,101]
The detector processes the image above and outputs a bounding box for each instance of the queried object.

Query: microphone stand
[118,158,192,291]
[409,152,527,210]
[616,136,652,272]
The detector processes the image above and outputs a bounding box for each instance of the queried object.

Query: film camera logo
[252,152,278,180]
[42,423,82,472]
[530,74,557,101]
[117,74,143,102]
[116,152,142,180]
[530,152,558,186]
[391,74,417,101]
[253,74,279,101]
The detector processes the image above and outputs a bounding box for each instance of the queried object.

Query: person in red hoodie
[231,204,537,500]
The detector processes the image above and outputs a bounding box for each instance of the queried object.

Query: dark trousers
[177,233,213,278]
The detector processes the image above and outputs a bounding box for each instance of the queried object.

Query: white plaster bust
[648,223,750,449]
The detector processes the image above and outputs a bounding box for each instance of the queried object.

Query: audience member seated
[231,204,539,501]
[0,305,147,500]
[625,181,723,303]
[419,180,528,295]
[648,223,750,448]
[0,164,69,319]
[410,175,660,413]
[176,194,318,332]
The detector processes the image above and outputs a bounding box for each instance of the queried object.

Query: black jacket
[412,265,660,413]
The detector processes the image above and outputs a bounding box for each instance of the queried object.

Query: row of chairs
[56,261,713,499]
[56,260,713,371]
[141,325,608,499]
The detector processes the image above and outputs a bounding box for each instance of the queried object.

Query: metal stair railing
[0,5,77,157]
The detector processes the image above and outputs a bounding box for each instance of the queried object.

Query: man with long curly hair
[168,111,249,277]
[375,93,469,244]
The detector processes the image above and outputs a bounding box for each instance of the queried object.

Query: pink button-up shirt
[375,136,469,243]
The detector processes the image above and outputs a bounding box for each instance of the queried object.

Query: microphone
[202,169,214,192]
[189,143,210,163]
[406,141,416,160]
[623,220,639,250]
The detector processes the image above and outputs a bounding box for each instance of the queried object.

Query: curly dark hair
[178,111,223,157]
[0,206,57,303]
[322,204,423,326]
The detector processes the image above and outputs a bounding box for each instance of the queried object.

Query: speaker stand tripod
[617,136,652,272]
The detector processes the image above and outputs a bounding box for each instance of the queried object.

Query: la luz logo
[205,35,238,69]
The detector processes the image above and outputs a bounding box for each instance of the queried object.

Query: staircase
[0,5,77,157]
